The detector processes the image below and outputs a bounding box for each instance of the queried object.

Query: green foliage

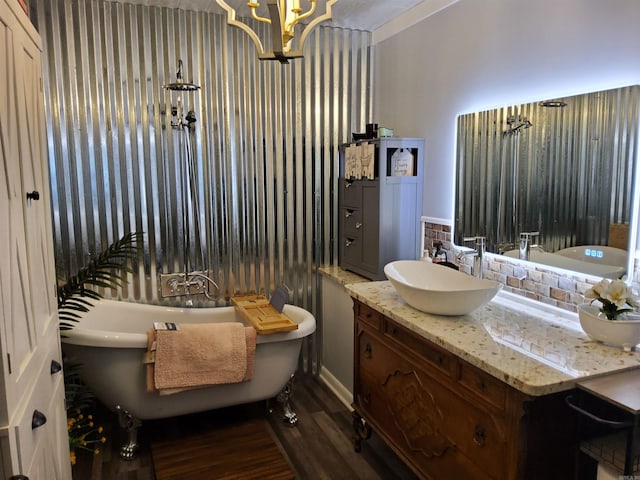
[57,232,142,330]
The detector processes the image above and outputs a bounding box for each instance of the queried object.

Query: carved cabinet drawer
[457,359,507,410]
[384,318,453,377]
[357,303,383,330]
[355,331,505,480]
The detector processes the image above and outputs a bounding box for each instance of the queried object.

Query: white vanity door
[0,1,71,478]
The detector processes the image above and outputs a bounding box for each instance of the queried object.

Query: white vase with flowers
[579,279,640,351]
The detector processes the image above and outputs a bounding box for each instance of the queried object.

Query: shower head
[164,59,200,92]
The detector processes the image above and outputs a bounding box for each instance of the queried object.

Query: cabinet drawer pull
[473,425,486,446]
[32,410,47,429]
[345,181,353,189]
[390,325,398,334]
[477,379,486,391]
[50,359,62,375]
[26,191,40,201]
[364,343,372,358]
[345,239,354,247]
[344,209,354,218]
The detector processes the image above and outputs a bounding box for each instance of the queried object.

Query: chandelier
[216,0,338,63]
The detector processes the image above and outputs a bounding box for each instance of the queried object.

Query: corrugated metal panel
[37,0,372,372]
[455,85,639,255]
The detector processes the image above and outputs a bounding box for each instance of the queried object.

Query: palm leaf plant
[58,231,142,331]
[57,231,142,465]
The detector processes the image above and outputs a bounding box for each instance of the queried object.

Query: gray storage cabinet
[339,137,424,280]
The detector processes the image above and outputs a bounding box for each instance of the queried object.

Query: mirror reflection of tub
[554,245,627,268]
[503,247,626,279]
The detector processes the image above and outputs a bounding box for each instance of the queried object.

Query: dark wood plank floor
[72,373,418,480]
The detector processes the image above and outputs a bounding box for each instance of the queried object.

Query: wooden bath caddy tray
[231,295,298,335]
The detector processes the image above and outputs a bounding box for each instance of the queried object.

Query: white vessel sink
[384,260,502,316]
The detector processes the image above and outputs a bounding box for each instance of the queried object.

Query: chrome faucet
[457,236,486,278]
[519,231,540,261]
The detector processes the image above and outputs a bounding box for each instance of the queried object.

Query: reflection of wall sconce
[216,0,338,63]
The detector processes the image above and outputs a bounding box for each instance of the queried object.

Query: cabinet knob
[364,343,372,359]
[50,359,62,375]
[355,222,362,229]
[473,425,486,446]
[26,191,40,201]
[345,181,353,189]
[345,239,354,247]
[344,210,353,218]
[31,410,47,429]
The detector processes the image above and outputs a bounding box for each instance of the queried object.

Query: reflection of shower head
[540,100,567,108]
[164,59,201,91]
[505,115,533,134]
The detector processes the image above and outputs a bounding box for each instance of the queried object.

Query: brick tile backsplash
[422,220,639,314]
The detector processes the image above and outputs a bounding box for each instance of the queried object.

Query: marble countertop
[344,280,640,396]
[319,265,370,285]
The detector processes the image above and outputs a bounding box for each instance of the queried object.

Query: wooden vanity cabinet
[351,300,577,480]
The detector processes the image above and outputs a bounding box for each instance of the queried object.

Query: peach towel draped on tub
[146,322,257,395]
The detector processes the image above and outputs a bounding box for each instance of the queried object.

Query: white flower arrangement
[584,279,640,320]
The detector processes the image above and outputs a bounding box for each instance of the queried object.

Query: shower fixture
[164,60,200,129]
[163,59,200,92]
[162,60,211,304]
[505,114,533,134]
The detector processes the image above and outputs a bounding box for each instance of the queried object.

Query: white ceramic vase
[578,303,640,351]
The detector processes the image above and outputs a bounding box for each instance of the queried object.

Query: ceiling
[106,0,428,31]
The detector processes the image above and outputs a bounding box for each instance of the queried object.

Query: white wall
[374,0,640,222]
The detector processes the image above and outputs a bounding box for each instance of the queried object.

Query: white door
[0,1,71,479]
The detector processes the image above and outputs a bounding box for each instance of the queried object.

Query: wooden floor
[72,373,418,480]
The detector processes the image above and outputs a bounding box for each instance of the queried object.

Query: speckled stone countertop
[318,265,370,285]
[344,281,640,397]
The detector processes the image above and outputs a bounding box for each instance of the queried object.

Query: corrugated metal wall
[455,85,639,254]
[36,0,372,372]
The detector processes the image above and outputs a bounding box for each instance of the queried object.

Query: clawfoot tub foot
[276,374,298,426]
[116,405,142,460]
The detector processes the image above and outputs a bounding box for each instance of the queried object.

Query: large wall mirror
[455,85,640,279]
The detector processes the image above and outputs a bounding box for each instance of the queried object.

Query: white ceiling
[106,0,428,31]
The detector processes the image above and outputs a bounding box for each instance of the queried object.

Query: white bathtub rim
[61,300,316,348]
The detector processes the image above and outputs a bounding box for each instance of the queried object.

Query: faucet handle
[463,235,486,247]
[520,231,540,239]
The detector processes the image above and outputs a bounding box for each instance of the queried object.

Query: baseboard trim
[319,367,353,411]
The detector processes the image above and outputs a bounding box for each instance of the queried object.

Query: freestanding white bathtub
[61,299,316,458]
